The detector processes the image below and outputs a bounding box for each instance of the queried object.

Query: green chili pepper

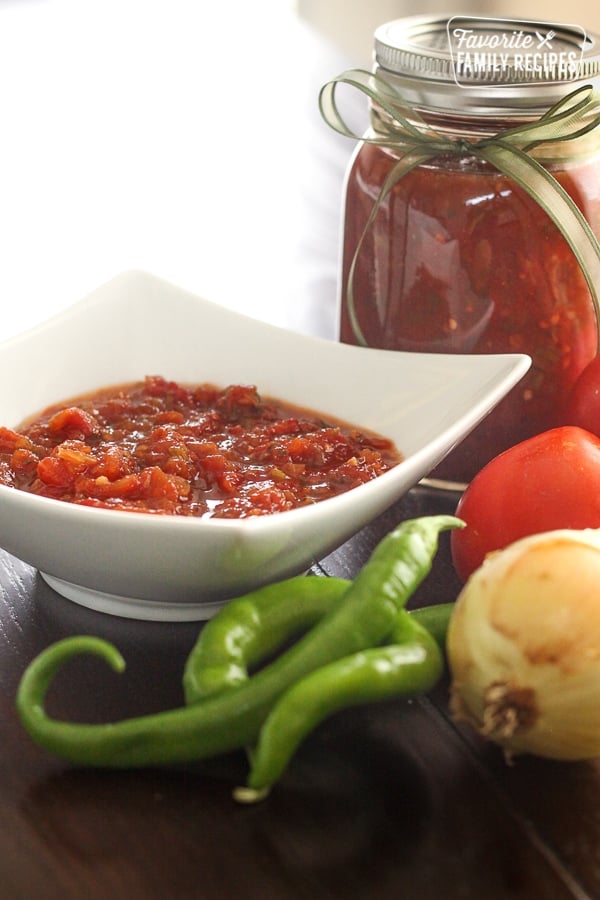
[410,602,455,650]
[16,515,462,768]
[183,575,351,704]
[234,611,445,803]
[185,577,454,707]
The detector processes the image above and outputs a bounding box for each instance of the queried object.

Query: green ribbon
[319,68,600,347]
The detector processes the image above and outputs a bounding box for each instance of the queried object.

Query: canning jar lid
[374,14,600,116]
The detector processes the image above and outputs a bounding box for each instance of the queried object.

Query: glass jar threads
[322,15,600,485]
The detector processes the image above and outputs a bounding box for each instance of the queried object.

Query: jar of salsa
[333,15,600,485]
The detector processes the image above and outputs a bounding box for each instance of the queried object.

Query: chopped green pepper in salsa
[0,376,400,518]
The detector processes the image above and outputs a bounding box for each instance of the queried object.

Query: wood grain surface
[0,486,597,899]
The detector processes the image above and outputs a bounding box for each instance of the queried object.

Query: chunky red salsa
[0,376,400,518]
[341,144,600,482]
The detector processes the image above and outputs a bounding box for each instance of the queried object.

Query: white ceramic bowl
[0,271,529,620]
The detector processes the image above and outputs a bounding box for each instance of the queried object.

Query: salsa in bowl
[1,377,400,517]
[0,271,529,620]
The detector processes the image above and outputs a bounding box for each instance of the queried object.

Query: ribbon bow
[319,68,600,346]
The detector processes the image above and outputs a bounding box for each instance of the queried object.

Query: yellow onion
[447,529,600,760]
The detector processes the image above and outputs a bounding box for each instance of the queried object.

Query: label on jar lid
[374,14,600,113]
[447,16,587,87]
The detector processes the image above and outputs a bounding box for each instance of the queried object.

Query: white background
[1,0,599,342]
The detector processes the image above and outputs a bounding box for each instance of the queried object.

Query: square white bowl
[0,271,529,620]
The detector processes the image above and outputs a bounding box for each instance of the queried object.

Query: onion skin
[447,529,600,760]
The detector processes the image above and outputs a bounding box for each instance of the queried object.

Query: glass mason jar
[337,15,600,486]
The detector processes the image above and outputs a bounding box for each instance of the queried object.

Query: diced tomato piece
[247,487,294,514]
[285,435,326,465]
[10,448,39,474]
[143,375,192,405]
[155,411,185,425]
[215,384,261,420]
[139,466,190,502]
[266,418,302,437]
[190,442,220,459]
[74,473,140,500]
[37,456,76,487]
[196,453,240,493]
[90,446,132,481]
[56,441,97,467]
[37,440,97,486]
[0,426,33,453]
[47,407,99,436]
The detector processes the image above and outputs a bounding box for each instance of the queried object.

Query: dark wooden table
[1,484,599,900]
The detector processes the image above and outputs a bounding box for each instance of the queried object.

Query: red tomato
[565,355,600,436]
[451,425,600,581]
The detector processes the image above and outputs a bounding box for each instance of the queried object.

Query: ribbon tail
[345,146,438,346]
[479,141,600,349]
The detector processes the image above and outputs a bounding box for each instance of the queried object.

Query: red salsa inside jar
[341,143,600,482]
[0,376,400,518]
